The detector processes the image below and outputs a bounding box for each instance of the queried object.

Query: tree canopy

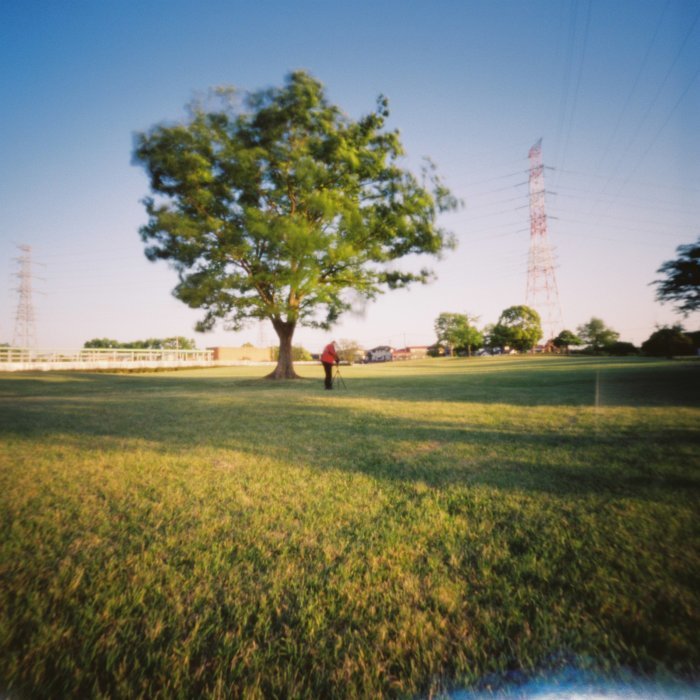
[652,237,700,315]
[490,305,542,352]
[576,317,619,352]
[335,339,363,363]
[641,325,694,357]
[84,337,196,349]
[133,71,458,378]
[434,312,483,356]
[553,329,582,353]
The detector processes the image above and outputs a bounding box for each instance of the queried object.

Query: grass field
[1,356,698,698]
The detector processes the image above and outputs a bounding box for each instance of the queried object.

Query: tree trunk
[267,318,300,379]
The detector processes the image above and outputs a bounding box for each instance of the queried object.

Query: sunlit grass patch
[0,356,698,697]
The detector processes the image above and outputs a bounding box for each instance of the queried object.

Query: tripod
[333,365,347,390]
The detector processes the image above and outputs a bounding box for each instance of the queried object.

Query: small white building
[365,346,393,362]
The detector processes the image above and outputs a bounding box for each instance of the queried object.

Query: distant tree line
[429,306,699,358]
[78,237,697,362]
[83,337,197,350]
[431,305,548,356]
[270,345,312,362]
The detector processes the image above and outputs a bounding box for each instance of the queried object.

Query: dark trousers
[323,362,334,389]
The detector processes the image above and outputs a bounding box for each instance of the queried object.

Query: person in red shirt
[320,340,339,390]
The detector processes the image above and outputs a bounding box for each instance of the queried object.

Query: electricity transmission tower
[526,139,563,342]
[12,244,38,348]
[257,319,270,349]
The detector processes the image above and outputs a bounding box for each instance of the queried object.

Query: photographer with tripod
[320,340,339,390]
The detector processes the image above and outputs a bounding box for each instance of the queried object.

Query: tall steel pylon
[12,244,38,348]
[526,139,563,342]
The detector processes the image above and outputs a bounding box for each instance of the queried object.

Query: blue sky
[1,0,698,351]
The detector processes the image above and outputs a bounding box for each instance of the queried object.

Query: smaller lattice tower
[525,139,563,342]
[257,319,270,349]
[12,244,38,348]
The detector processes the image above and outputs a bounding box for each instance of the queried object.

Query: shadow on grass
[5,356,698,407]
[344,359,700,408]
[1,364,698,503]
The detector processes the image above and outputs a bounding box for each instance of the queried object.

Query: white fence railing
[0,347,214,364]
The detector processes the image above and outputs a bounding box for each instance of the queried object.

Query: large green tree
[491,305,542,352]
[576,317,619,352]
[434,312,483,356]
[552,329,582,354]
[652,237,700,315]
[641,325,694,357]
[133,72,458,378]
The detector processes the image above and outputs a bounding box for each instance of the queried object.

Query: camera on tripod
[333,364,347,390]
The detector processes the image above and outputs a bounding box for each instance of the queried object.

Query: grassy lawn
[0,356,698,698]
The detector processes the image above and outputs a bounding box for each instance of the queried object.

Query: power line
[554,190,700,218]
[552,0,580,177]
[614,65,700,196]
[555,0,592,189]
[591,5,700,219]
[592,0,672,177]
[458,169,529,189]
[554,167,700,195]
